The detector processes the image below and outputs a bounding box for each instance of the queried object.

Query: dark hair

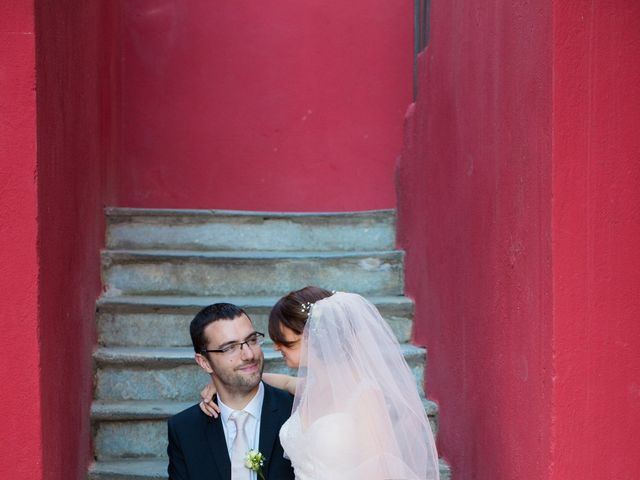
[190,303,247,354]
[268,286,333,346]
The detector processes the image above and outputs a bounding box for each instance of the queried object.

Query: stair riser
[93,411,438,462]
[107,213,396,252]
[95,356,425,402]
[94,421,165,462]
[97,306,413,347]
[102,254,404,296]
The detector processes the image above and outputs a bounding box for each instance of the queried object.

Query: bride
[201,287,440,480]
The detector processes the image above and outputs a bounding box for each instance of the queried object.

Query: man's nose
[240,342,256,360]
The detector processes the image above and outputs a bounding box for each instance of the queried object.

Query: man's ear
[195,353,214,374]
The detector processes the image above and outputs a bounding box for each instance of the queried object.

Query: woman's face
[273,323,303,368]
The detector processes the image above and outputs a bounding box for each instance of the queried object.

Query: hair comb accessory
[300,301,313,314]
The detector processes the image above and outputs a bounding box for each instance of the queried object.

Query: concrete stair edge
[105,207,397,220]
[96,294,414,310]
[88,458,451,480]
[93,344,426,367]
[101,249,404,261]
[91,398,439,421]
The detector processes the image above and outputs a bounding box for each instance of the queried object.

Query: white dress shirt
[218,382,265,480]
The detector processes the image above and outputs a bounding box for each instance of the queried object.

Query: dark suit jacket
[167,383,295,480]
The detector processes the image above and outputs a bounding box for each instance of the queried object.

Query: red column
[397,0,640,478]
[35,1,118,477]
[397,1,554,478]
[1,1,118,477]
[0,1,44,479]
[551,1,640,478]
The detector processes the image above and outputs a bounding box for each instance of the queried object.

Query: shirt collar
[218,381,265,424]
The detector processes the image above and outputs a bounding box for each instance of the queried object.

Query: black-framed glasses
[202,332,265,357]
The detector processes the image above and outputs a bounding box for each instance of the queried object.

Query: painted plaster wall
[116,0,413,211]
[398,0,640,478]
[0,2,43,479]
[551,1,640,478]
[34,1,120,478]
[397,1,554,478]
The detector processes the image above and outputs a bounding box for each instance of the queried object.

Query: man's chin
[234,363,263,389]
[235,374,261,391]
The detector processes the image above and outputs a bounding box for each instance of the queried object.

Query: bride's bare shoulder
[346,380,386,411]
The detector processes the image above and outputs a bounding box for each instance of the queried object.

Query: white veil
[291,292,439,480]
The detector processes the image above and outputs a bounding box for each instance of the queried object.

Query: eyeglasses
[202,332,265,357]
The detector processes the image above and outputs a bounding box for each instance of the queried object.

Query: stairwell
[88,208,451,479]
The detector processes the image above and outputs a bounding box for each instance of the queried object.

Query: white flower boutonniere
[245,449,266,480]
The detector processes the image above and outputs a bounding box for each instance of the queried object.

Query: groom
[167,303,295,480]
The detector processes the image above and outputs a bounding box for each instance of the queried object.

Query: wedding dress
[279,292,439,480]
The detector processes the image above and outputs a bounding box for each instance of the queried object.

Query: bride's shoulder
[345,380,386,409]
[309,382,386,431]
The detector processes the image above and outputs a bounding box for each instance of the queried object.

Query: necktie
[230,410,251,480]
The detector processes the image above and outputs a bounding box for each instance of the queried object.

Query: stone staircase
[88,208,451,479]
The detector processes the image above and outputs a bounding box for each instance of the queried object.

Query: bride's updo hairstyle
[268,286,333,347]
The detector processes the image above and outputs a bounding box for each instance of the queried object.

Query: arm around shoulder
[263,372,297,395]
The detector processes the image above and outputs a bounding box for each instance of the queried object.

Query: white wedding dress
[280,411,360,480]
[278,293,440,480]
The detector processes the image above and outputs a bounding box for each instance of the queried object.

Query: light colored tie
[230,410,251,480]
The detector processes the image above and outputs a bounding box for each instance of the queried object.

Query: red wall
[398,0,640,479]
[551,1,640,478]
[0,2,44,478]
[116,0,413,211]
[33,1,119,478]
[397,0,554,478]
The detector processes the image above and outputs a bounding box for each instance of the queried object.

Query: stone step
[106,208,397,252]
[88,458,452,480]
[90,399,439,461]
[96,295,414,347]
[102,250,404,297]
[93,345,427,402]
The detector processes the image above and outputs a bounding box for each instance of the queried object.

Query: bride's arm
[263,373,298,395]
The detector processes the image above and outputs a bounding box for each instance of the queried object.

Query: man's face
[195,314,264,396]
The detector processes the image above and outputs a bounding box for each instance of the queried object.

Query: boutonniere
[245,449,266,480]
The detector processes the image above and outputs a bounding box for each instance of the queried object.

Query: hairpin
[300,302,313,315]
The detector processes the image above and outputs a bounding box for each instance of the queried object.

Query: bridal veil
[291,292,440,480]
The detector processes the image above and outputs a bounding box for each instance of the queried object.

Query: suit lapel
[205,396,232,480]
[259,384,283,475]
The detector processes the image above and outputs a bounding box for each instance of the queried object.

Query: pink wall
[33,1,119,478]
[398,1,640,479]
[551,1,640,478]
[117,0,413,211]
[397,0,554,478]
[0,2,44,478]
